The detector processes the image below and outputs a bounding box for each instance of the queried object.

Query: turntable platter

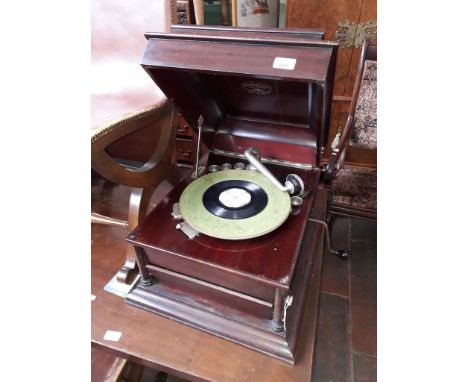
[179,169,291,240]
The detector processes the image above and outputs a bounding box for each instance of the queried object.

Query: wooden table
[91,179,327,382]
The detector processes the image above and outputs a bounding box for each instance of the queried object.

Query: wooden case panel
[142,38,333,83]
[145,264,273,319]
[141,245,275,302]
[128,166,320,288]
[175,138,195,163]
[171,25,325,41]
[176,114,193,139]
[126,186,328,364]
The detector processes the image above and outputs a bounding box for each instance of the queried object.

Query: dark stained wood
[171,24,325,40]
[128,167,320,289]
[141,244,275,301]
[175,113,198,167]
[213,117,317,166]
[161,28,336,154]
[119,29,336,364]
[142,38,333,82]
[141,31,336,166]
[145,263,273,318]
[147,31,334,47]
[92,347,127,382]
[126,183,327,364]
[91,184,327,381]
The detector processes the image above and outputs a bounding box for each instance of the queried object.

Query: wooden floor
[91,173,376,382]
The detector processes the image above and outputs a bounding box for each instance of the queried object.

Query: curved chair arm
[323,39,375,184]
[91,97,182,285]
[91,98,180,188]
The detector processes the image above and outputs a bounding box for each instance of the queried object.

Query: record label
[218,188,251,208]
[202,180,268,219]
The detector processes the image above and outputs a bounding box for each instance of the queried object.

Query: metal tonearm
[244,147,304,196]
[194,115,204,178]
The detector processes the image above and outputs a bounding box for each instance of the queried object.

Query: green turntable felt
[179,169,292,240]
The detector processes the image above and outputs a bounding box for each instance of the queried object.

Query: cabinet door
[285,0,376,166]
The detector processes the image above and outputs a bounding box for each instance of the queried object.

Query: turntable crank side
[125,29,337,364]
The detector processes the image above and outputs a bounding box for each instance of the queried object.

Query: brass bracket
[334,20,377,48]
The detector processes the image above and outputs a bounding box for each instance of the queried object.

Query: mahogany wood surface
[142,39,333,82]
[128,164,321,289]
[125,159,325,363]
[113,28,335,366]
[141,32,337,165]
[125,185,327,363]
[91,180,327,381]
[171,24,325,40]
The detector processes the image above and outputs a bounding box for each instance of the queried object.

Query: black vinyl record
[202,180,268,219]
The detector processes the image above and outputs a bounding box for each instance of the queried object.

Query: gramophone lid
[140,30,337,164]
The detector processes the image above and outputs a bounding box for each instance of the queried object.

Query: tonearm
[244,147,305,196]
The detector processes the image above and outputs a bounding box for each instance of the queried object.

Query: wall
[286,0,377,167]
[91,0,171,127]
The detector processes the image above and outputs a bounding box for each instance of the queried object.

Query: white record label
[219,188,251,208]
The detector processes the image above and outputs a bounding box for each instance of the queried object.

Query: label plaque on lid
[273,57,297,70]
[241,81,273,95]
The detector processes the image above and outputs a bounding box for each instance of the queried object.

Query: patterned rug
[350,59,377,150]
[331,166,377,214]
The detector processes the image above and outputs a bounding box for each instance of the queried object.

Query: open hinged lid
[141,30,338,167]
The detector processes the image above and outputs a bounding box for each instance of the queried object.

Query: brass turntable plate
[179,169,291,240]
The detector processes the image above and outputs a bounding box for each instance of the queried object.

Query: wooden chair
[91,97,181,284]
[324,40,377,219]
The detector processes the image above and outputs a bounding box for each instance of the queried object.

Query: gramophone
[125,27,338,364]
